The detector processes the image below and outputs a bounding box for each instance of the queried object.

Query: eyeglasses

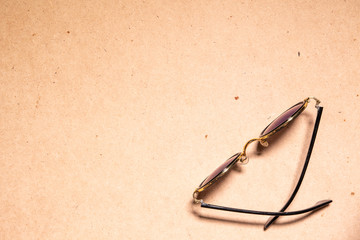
[192,97,332,230]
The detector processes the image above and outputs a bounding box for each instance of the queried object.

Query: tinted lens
[260,101,305,137]
[199,153,240,188]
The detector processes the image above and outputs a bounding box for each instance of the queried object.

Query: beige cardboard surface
[1,0,359,239]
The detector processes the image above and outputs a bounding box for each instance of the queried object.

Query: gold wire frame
[193,97,320,202]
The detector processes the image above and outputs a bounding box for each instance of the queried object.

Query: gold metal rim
[259,99,309,139]
[193,152,241,195]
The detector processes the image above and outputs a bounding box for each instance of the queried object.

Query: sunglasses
[193,97,332,230]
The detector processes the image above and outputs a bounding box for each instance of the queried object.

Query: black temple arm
[201,199,332,216]
[264,106,325,230]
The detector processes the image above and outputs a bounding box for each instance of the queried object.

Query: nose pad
[238,155,249,165]
[260,139,269,147]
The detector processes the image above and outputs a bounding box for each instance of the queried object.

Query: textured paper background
[1,0,359,239]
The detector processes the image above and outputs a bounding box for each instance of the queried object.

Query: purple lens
[260,101,305,137]
[199,153,240,188]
